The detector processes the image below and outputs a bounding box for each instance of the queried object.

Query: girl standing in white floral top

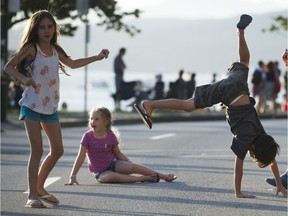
[4,10,109,208]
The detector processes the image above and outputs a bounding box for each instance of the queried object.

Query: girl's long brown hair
[17,10,70,77]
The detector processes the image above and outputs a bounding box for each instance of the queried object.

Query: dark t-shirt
[114,55,126,75]
[226,97,266,160]
[154,81,164,100]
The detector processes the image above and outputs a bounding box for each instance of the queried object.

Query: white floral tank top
[19,44,60,114]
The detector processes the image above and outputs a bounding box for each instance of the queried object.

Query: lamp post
[76,0,89,118]
[83,23,90,118]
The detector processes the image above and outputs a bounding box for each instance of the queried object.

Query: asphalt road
[1,119,287,216]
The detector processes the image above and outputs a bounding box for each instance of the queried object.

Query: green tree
[7,0,141,36]
[262,15,288,36]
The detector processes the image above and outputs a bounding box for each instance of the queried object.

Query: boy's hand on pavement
[276,185,287,197]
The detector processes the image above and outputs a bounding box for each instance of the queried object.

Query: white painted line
[267,188,276,191]
[181,154,232,158]
[24,177,61,194]
[150,133,175,140]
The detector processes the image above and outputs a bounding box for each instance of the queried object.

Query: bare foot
[141,100,152,117]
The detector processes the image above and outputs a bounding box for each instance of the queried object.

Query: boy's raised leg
[237,14,252,66]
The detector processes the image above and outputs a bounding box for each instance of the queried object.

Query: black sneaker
[237,14,252,29]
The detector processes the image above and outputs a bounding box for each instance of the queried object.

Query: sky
[116,0,287,19]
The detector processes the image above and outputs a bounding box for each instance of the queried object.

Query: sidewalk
[1,108,287,131]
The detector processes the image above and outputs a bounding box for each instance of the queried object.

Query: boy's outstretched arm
[269,160,287,197]
[234,157,256,198]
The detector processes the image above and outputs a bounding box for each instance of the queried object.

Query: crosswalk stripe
[150,133,175,140]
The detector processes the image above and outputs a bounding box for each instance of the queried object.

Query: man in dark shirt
[113,48,126,110]
[134,14,287,198]
[154,74,165,100]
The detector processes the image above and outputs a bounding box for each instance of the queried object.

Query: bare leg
[98,171,156,183]
[236,14,252,66]
[142,98,196,118]
[238,29,250,66]
[24,118,44,202]
[230,17,252,107]
[140,16,251,118]
[37,121,64,204]
[99,160,177,183]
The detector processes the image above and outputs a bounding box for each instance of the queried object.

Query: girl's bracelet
[69,175,76,179]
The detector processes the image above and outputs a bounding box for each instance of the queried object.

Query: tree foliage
[262,15,288,36]
[7,0,141,36]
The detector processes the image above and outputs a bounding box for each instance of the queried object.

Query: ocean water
[59,69,218,112]
[59,69,285,112]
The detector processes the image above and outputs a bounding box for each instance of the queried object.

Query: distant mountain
[8,11,287,76]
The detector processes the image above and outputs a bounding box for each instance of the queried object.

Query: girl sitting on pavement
[65,107,177,185]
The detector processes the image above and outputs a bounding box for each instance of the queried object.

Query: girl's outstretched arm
[65,145,87,185]
[59,49,110,69]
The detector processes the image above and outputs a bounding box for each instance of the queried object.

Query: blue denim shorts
[19,106,59,122]
[94,158,118,181]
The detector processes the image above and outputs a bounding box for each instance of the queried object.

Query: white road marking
[181,154,232,158]
[24,177,61,194]
[150,133,175,140]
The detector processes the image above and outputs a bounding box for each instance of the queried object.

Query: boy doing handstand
[134,14,287,198]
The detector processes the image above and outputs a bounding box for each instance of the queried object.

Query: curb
[1,111,287,131]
